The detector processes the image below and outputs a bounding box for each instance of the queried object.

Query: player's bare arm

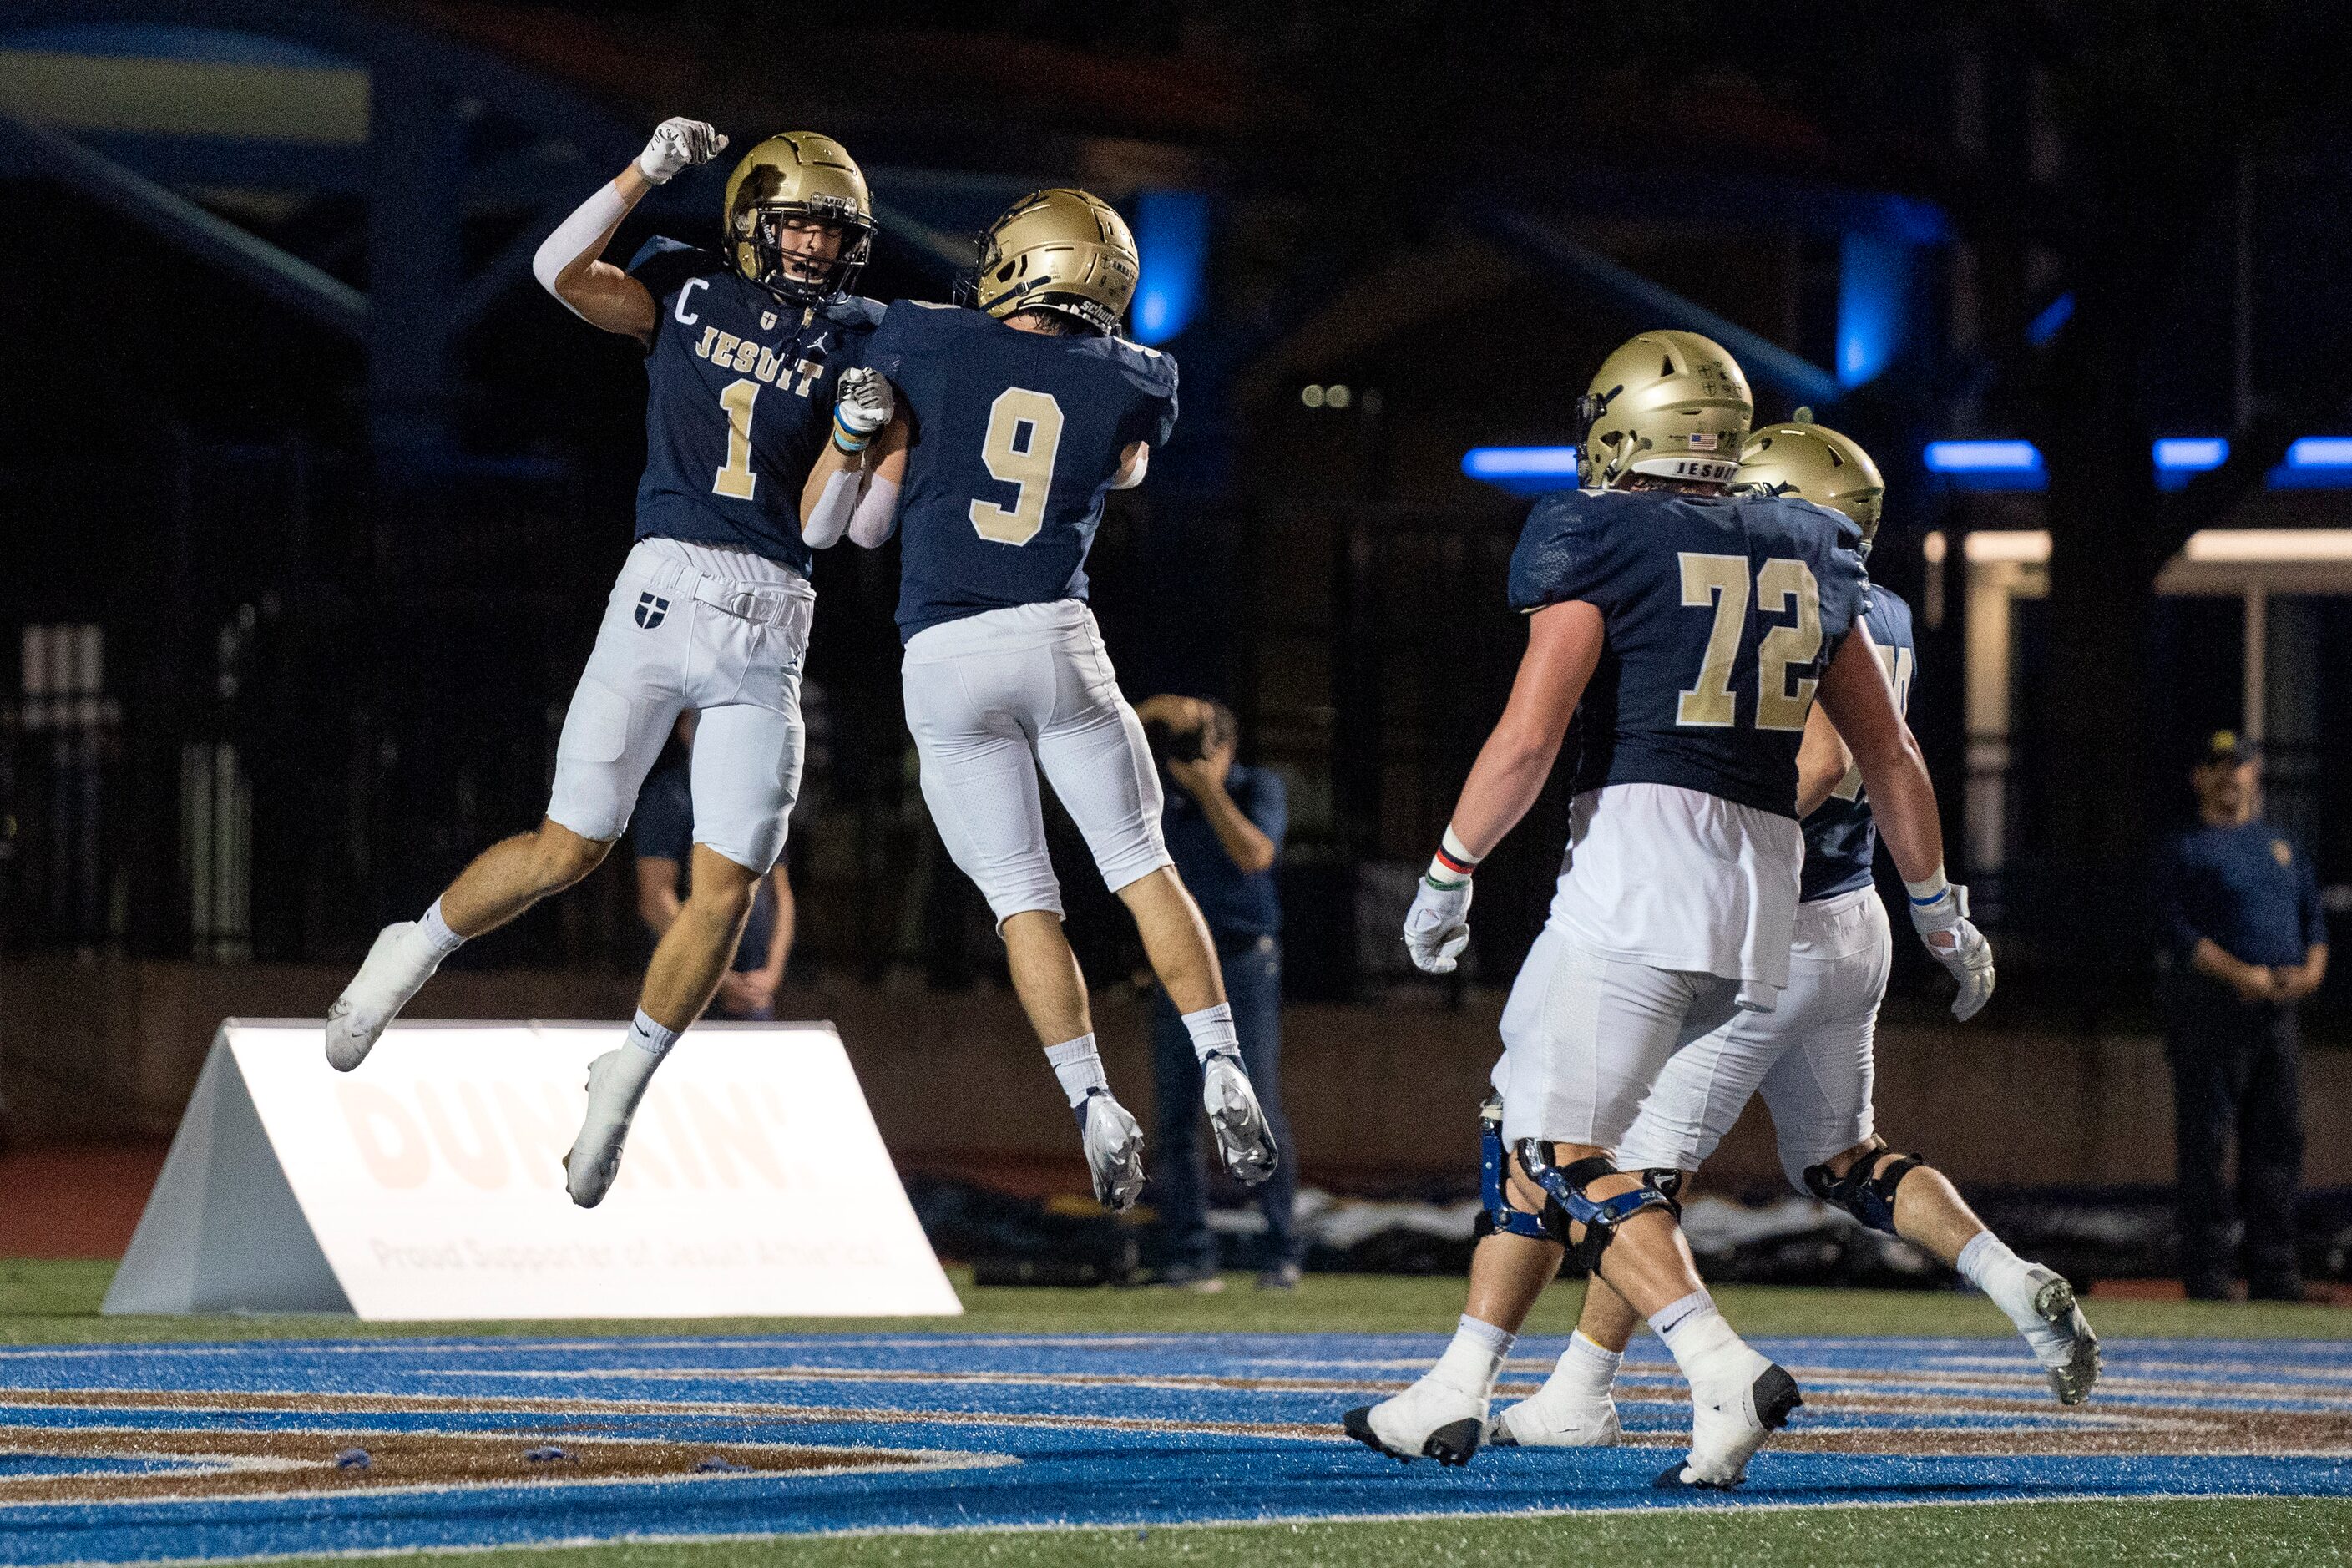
[1818,623,1995,1019]
[532,118,730,344]
[1446,601,1603,857]
[1793,701,1853,818]
[1815,625,1939,881]
[1399,600,1600,976]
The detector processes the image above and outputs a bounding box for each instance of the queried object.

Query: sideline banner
[103,1019,961,1320]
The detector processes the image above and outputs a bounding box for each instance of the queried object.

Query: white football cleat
[325,923,447,1071]
[2017,1267,2102,1405]
[1201,1052,1278,1185]
[1656,1352,1802,1490]
[1488,1388,1624,1449]
[564,1050,650,1209]
[1077,1089,1147,1212]
[1343,1368,1488,1467]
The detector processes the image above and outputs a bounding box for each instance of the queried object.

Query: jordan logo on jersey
[635,593,669,629]
[690,326,824,397]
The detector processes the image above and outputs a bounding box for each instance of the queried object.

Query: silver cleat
[564,1050,649,1209]
[1201,1052,1278,1185]
[2030,1270,2102,1405]
[1077,1088,1147,1213]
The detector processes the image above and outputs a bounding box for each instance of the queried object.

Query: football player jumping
[322,120,898,1207]
[1492,420,2095,1452]
[797,189,1279,1213]
[1344,331,1989,1490]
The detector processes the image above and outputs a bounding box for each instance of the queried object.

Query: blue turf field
[3,1333,2349,1564]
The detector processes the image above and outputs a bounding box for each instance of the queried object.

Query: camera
[1143,716,1207,766]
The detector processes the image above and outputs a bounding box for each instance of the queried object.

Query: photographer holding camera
[1136,695,1301,1291]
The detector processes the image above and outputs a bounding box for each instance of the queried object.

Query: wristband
[1427,826,1481,888]
[1904,868,1952,907]
[831,407,871,453]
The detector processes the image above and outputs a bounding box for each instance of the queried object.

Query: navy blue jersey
[1510,487,1868,818]
[862,301,1178,641]
[1800,585,1916,901]
[629,238,883,574]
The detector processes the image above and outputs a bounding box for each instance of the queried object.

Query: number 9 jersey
[861,301,1178,643]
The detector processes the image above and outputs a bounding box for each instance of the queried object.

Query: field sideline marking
[88,1488,2352,1568]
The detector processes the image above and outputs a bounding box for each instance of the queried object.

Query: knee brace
[1512,1139,1680,1273]
[1474,1095,1551,1243]
[1804,1147,1923,1236]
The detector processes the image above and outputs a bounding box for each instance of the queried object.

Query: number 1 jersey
[629,238,883,575]
[1509,487,1870,820]
[861,301,1178,643]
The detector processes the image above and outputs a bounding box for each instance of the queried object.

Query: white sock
[1044,1036,1109,1108]
[1431,1314,1513,1393]
[417,898,466,959]
[1653,1292,1748,1383]
[1957,1230,2050,1333]
[604,1010,678,1098]
[1957,1229,2023,1295]
[1180,1003,1240,1063]
[1548,1330,1624,1400]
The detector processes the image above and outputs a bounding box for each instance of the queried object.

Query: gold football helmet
[1578,330,1752,488]
[965,188,1139,335]
[1737,412,1886,549]
[722,132,875,303]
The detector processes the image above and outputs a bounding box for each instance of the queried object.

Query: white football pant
[1614,885,1890,1187]
[901,599,1171,923]
[545,537,811,874]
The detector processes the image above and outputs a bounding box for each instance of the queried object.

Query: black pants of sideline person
[2163,978,2305,1300]
[1150,935,1298,1278]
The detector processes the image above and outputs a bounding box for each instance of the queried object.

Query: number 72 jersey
[862,301,1178,643]
[1509,487,1870,820]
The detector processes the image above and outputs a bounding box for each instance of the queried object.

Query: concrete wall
[4,958,2345,1192]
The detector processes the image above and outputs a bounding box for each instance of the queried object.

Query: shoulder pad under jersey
[1506,488,1649,614]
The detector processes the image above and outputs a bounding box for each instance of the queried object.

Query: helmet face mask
[1579,331,1752,489]
[722,133,876,305]
[1735,417,1886,552]
[966,188,1139,336]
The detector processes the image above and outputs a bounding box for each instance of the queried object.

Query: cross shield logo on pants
[635,593,670,630]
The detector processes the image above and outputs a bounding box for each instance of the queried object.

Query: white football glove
[636,118,727,185]
[1403,877,1473,974]
[833,367,894,442]
[1910,884,1995,1023]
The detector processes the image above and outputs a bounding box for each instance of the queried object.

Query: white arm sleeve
[802,466,861,549]
[532,182,631,318]
[847,475,903,548]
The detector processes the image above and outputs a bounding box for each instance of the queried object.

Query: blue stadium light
[2270,436,2352,489]
[1922,440,2045,492]
[1462,446,1581,497]
[2026,291,2075,347]
[1836,235,1908,388]
[2155,437,2227,492]
[2287,437,2352,468]
[1130,190,1210,346]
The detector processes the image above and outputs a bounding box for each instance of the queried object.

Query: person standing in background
[635,715,794,1020]
[1136,696,1301,1291]
[2152,730,2329,1301]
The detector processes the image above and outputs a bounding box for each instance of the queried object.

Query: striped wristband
[1426,827,1480,888]
[1904,869,1953,908]
[832,407,872,453]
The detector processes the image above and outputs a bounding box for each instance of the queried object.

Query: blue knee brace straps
[1513,1138,1680,1272]
[1476,1097,1552,1242]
